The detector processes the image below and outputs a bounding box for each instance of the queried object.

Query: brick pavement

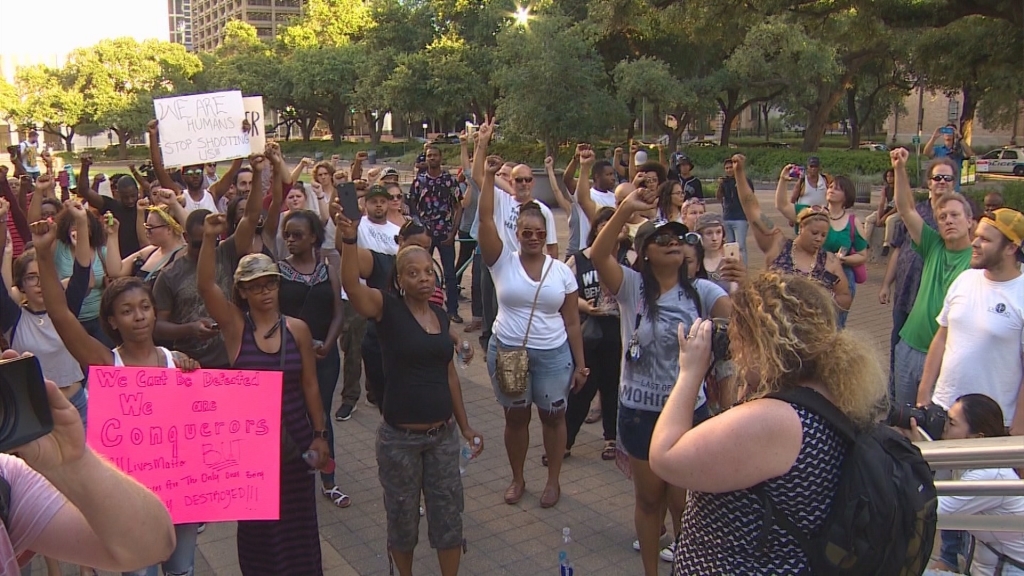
[33,189,898,576]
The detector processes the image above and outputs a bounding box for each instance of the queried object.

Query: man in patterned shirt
[407,145,464,322]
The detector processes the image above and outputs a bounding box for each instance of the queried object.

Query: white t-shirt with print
[358,217,401,256]
[615,267,728,413]
[493,190,558,253]
[573,188,617,251]
[490,244,577,350]
[933,270,1024,425]
[183,190,220,215]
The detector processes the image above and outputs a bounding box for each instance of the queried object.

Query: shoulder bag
[495,258,553,396]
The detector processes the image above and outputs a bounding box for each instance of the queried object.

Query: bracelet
[341,237,357,245]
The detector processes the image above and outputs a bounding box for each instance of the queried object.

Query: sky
[0,0,167,57]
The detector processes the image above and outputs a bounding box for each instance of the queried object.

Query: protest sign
[86,366,283,524]
[153,90,251,167]
[243,96,266,154]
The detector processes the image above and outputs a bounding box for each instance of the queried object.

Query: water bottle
[459,436,480,476]
[64,164,76,189]
[302,450,336,474]
[559,527,574,575]
[457,341,472,369]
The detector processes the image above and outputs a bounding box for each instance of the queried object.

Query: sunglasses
[389,194,402,200]
[183,169,203,176]
[521,229,547,240]
[243,278,280,294]
[513,177,534,184]
[144,223,169,231]
[650,232,701,247]
[930,174,955,183]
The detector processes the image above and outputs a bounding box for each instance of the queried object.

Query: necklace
[830,208,846,221]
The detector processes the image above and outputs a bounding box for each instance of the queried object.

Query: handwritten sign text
[154,91,251,167]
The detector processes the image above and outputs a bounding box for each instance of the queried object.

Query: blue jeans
[69,386,88,431]
[939,529,967,570]
[894,339,926,407]
[837,266,857,329]
[432,239,458,316]
[487,338,573,412]
[123,523,199,575]
[890,307,910,401]
[723,219,749,265]
[316,345,341,486]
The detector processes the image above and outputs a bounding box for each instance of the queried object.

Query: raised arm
[27,174,56,224]
[613,146,626,180]
[210,158,243,202]
[628,141,638,182]
[263,143,285,241]
[289,157,310,188]
[891,148,923,246]
[351,152,367,182]
[562,145,581,194]
[576,147,599,222]
[233,154,265,256]
[146,120,182,195]
[732,155,783,258]
[74,155,106,209]
[474,120,505,268]
[0,166,30,243]
[127,163,152,198]
[100,215,128,278]
[922,127,940,159]
[197,213,244,356]
[546,156,572,216]
[33,217,114,367]
[774,164,799,223]
[336,213,383,321]
[593,188,654,295]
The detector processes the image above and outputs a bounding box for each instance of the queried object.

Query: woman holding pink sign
[32,210,203,576]
[197,212,330,576]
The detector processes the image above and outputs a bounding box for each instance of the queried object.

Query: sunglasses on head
[930,174,955,183]
[520,229,547,240]
[513,176,534,184]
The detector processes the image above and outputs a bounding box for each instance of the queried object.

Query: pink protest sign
[86,366,282,524]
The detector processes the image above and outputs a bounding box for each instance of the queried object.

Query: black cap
[634,220,690,254]
[365,184,390,200]
[807,156,821,167]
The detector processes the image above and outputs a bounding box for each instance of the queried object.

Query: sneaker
[659,542,676,562]
[335,404,356,421]
[197,523,206,534]
[632,527,669,551]
[449,314,464,324]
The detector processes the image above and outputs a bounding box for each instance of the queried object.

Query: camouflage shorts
[376,421,465,552]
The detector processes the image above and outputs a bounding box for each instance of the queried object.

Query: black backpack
[755,387,937,576]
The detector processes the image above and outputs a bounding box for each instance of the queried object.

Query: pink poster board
[86,366,282,524]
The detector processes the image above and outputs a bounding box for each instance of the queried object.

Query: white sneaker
[659,542,676,562]
[632,531,670,552]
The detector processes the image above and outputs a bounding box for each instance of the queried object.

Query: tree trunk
[299,116,316,141]
[1012,101,1020,146]
[719,108,739,147]
[763,105,771,141]
[801,88,848,152]
[115,128,131,160]
[544,138,558,164]
[365,111,382,146]
[846,85,861,149]
[625,100,637,141]
[63,127,75,153]
[959,83,977,146]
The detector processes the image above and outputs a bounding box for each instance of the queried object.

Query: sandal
[504,481,525,505]
[601,440,616,461]
[322,485,352,508]
[540,485,561,509]
[540,451,571,467]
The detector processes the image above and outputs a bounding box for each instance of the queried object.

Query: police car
[976,147,1024,176]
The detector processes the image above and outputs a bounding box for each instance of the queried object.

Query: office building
[168,0,194,51]
[192,0,306,52]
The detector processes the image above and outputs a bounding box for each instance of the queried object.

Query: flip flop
[504,481,525,505]
[540,485,560,508]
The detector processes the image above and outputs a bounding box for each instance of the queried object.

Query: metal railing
[916,436,1024,532]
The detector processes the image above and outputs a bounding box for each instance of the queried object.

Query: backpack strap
[765,386,858,442]
[0,473,11,528]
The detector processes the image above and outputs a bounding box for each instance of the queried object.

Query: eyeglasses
[144,223,169,231]
[389,194,402,200]
[513,177,534,184]
[20,274,40,287]
[243,278,280,294]
[521,229,547,240]
[930,174,955,183]
[183,169,203,176]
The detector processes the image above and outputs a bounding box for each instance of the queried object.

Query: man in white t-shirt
[358,185,400,255]
[571,151,618,254]
[146,119,238,215]
[918,208,1024,434]
[789,156,827,206]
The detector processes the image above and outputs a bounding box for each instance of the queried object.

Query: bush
[912,182,1024,212]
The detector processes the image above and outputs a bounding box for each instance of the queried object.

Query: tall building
[192,0,306,52]
[168,0,194,51]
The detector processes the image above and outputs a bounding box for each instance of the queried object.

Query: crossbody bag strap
[279,316,287,369]
[521,258,554,347]
[979,538,1024,571]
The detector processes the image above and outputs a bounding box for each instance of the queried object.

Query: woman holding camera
[591,186,731,576]
[649,272,886,574]
[32,206,203,576]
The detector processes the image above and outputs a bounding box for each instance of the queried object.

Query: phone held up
[723,242,740,261]
[0,355,54,453]
[788,165,804,180]
[335,181,362,222]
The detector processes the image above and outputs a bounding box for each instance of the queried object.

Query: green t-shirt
[795,205,869,255]
[898,225,971,352]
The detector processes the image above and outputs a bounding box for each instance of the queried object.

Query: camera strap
[0,474,10,528]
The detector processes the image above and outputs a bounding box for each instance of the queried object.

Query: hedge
[915,182,1024,212]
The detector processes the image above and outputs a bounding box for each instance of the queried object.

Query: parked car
[976,147,1024,176]
[859,142,889,152]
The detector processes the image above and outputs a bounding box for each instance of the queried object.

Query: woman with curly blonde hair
[650,271,886,574]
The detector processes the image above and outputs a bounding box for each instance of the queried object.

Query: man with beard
[146,120,241,215]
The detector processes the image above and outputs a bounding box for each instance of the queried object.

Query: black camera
[710,318,731,362]
[0,355,54,453]
[886,403,947,441]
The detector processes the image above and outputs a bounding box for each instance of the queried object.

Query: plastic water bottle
[559,527,574,575]
[64,164,76,189]
[457,341,472,370]
[302,450,336,474]
[459,437,480,476]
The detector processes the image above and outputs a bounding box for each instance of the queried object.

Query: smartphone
[0,355,54,453]
[335,181,362,221]
[723,242,740,260]
[939,126,955,136]
[788,166,804,180]
[836,246,849,258]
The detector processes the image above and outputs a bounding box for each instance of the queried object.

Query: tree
[277,0,373,48]
[494,15,626,159]
[843,54,913,148]
[286,46,361,144]
[612,57,710,149]
[66,38,202,159]
[7,65,87,151]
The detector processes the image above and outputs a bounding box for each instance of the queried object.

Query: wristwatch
[314,430,329,439]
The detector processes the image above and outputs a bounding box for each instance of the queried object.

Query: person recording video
[0,349,176,573]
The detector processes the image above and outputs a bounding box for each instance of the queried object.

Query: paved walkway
[33,189,898,575]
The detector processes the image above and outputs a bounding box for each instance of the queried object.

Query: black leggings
[566,329,621,448]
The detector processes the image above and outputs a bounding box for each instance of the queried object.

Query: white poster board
[153,91,250,167]
[243,96,266,154]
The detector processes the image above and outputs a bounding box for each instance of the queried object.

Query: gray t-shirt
[615,267,727,412]
[459,180,477,233]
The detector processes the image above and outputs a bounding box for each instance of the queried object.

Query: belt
[394,418,454,437]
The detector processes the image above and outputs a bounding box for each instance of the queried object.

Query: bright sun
[513,5,531,26]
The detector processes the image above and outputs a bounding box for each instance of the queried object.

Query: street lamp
[422,122,429,140]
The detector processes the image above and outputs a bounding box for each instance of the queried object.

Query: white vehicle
[977,147,1024,176]
[859,142,889,152]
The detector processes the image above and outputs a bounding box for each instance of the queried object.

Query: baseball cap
[379,166,400,180]
[634,219,689,254]
[695,213,724,232]
[635,150,648,165]
[673,153,694,168]
[234,253,281,284]
[365,184,390,201]
[982,208,1024,247]
[807,156,821,167]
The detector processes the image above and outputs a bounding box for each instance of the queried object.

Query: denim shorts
[68,386,88,431]
[487,338,574,412]
[618,402,711,461]
[376,422,464,552]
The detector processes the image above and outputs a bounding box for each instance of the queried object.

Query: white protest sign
[243,96,266,154]
[154,91,251,167]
